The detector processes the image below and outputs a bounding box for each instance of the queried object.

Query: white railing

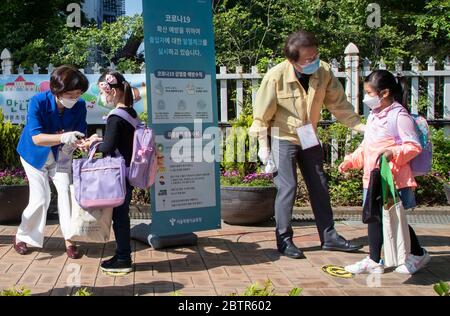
[216,43,450,124]
[2,44,449,164]
[2,43,449,124]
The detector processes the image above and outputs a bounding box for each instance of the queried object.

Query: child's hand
[338,160,352,173]
[88,134,102,142]
[157,152,165,169]
[77,135,103,153]
[77,140,91,153]
[379,149,394,162]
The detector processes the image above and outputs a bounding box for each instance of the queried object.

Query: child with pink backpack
[82,71,156,274]
[339,70,431,275]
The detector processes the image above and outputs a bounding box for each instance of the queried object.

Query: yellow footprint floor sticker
[322,265,354,279]
[102,271,131,277]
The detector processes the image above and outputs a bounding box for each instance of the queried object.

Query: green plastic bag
[380,155,398,206]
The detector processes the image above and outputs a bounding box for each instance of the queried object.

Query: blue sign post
[142,0,221,238]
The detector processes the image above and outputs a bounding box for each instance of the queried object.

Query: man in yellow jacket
[249,30,365,259]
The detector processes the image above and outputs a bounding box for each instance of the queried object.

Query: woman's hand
[61,131,85,146]
[338,160,353,173]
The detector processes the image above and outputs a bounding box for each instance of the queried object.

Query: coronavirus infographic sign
[142,0,221,236]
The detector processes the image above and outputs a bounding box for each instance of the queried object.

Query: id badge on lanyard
[296,124,320,150]
[290,85,320,150]
[56,144,75,173]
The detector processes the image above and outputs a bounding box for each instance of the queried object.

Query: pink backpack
[108,109,158,189]
[387,105,433,177]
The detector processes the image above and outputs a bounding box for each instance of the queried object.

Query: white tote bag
[382,201,411,267]
[68,185,113,243]
[380,156,411,267]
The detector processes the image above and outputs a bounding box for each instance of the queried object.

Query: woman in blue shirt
[15,65,89,259]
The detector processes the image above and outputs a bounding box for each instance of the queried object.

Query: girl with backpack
[339,70,430,275]
[83,71,137,274]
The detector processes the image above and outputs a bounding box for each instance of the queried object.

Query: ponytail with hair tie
[395,74,408,110]
[98,71,134,108]
[122,80,134,108]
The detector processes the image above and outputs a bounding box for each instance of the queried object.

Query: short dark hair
[284,30,319,61]
[50,65,89,96]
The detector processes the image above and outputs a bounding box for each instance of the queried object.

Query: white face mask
[58,96,78,109]
[363,94,382,110]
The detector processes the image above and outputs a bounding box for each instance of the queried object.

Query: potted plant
[0,168,29,224]
[429,128,450,205]
[0,109,28,224]
[220,104,277,225]
[221,170,276,225]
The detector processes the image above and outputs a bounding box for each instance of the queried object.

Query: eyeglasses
[294,53,320,67]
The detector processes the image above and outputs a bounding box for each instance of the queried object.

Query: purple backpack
[108,109,157,189]
[387,105,432,177]
[73,143,127,210]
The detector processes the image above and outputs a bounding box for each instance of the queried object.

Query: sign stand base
[131,223,198,250]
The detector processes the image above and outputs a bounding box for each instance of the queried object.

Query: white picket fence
[216,43,450,123]
[214,43,450,164]
[1,43,449,164]
[2,43,449,124]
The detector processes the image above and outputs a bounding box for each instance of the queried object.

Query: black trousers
[272,140,334,246]
[112,183,133,260]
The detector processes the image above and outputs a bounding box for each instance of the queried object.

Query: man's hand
[258,147,271,165]
[357,124,366,133]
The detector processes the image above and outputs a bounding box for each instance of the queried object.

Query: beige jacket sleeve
[323,71,365,133]
[249,75,278,144]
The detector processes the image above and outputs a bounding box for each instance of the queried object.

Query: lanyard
[290,83,309,124]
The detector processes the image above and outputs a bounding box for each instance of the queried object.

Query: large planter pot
[444,183,450,205]
[0,185,29,224]
[221,186,277,225]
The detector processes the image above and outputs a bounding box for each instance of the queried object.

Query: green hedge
[0,109,22,169]
[2,108,446,206]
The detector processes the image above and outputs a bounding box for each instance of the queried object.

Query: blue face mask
[300,58,321,75]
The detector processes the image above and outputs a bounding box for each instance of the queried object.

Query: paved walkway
[0,220,449,296]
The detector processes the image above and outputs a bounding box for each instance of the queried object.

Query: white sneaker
[395,249,431,275]
[345,257,385,274]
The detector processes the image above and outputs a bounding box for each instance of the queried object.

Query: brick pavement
[0,220,449,296]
